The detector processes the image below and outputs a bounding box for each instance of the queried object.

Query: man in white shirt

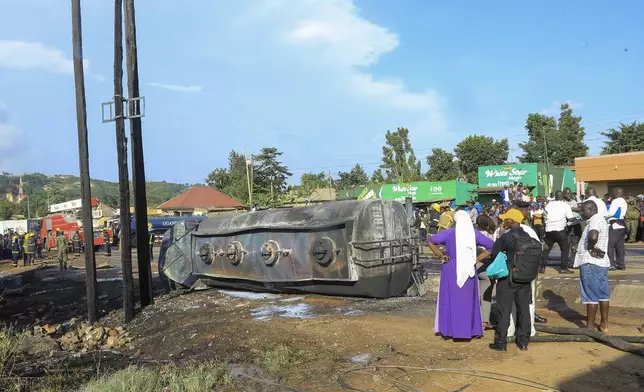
[502,186,511,206]
[542,191,576,274]
[575,200,611,332]
[606,187,627,270]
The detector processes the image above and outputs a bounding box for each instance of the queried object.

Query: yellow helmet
[148,223,152,228]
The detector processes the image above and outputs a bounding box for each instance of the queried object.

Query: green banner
[478,164,537,188]
[379,181,457,203]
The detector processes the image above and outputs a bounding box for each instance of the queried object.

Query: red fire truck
[41,214,112,252]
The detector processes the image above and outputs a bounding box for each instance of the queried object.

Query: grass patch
[262,344,311,376]
[83,367,161,392]
[0,326,26,392]
[82,361,236,392]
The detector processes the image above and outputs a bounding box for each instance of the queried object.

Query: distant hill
[0,172,193,218]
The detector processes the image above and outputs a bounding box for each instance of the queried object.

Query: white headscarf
[454,210,477,288]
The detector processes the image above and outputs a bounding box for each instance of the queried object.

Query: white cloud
[148,82,204,93]
[540,100,584,117]
[0,40,89,74]
[238,0,446,135]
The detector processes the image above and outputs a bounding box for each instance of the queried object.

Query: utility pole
[245,147,253,208]
[71,0,98,323]
[543,129,550,194]
[124,0,153,307]
[114,0,135,322]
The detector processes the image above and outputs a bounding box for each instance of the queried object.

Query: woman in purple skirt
[427,210,494,339]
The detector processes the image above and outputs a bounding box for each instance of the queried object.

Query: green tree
[254,147,292,206]
[455,135,509,183]
[0,201,15,220]
[519,103,588,166]
[370,169,385,184]
[205,151,250,204]
[601,121,644,154]
[336,164,369,190]
[379,127,422,183]
[425,148,460,181]
[556,103,588,164]
[205,168,232,192]
[518,113,557,164]
[298,172,329,199]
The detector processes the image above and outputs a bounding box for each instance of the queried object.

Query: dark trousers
[533,224,544,242]
[608,226,626,269]
[542,230,569,270]
[566,224,582,267]
[494,278,531,346]
[11,252,19,266]
[149,242,154,261]
[105,243,111,256]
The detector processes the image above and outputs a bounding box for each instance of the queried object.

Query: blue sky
[0,0,642,185]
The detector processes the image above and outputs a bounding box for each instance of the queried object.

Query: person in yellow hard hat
[25,231,36,266]
[11,233,21,268]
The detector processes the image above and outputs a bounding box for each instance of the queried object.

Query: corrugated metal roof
[158,186,245,210]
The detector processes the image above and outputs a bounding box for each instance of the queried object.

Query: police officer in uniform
[56,229,69,270]
[72,231,82,253]
[103,228,111,256]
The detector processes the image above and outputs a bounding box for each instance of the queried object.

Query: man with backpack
[490,208,542,352]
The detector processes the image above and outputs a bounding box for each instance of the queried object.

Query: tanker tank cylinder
[311,237,337,265]
[260,240,282,266]
[199,242,215,265]
[225,241,245,265]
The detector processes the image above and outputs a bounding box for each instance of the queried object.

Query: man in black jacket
[490,208,533,352]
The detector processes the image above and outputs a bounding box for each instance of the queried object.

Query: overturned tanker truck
[158,199,426,298]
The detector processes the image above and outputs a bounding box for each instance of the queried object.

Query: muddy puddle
[217,289,366,321]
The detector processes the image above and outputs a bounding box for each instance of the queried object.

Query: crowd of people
[0,229,80,270]
[416,185,642,352]
[0,231,45,267]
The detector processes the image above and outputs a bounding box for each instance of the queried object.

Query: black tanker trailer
[158,199,425,298]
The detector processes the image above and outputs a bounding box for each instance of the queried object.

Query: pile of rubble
[33,318,134,352]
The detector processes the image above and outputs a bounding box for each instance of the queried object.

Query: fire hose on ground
[504,325,644,358]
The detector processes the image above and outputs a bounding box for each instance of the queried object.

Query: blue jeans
[579,263,610,304]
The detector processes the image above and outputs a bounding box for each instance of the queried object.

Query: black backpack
[509,231,542,285]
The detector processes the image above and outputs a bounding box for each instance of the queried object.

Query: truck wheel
[94,245,100,253]
[130,234,137,248]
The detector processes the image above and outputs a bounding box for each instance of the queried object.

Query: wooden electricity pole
[114,0,135,322]
[124,0,153,307]
[71,0,98,323]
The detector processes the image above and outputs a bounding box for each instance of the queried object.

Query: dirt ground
[2,259,644,391]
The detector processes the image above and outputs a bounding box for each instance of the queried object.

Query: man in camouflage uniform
[626,196,641,243]
[56,230,68,271]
